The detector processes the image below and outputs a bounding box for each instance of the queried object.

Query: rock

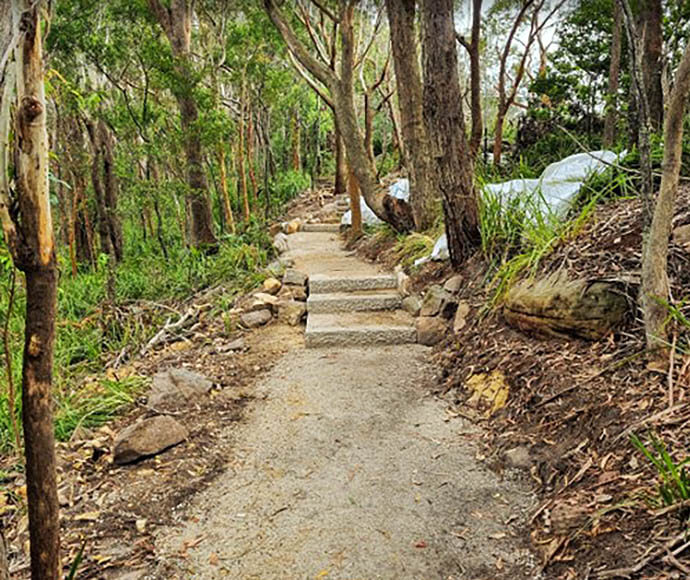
[396,268,411,298]
[113,416,188,465]
[673,224,690,249]
[504,446,532,470]
[268,223,282,237]
[420,285,456,318]
[283,219,302,234]
[443,274,463,294]
[149,368,213,409]
[240,309,272,328]
[262,277,282,295]
[402,295,422,317]
[249,292,280,313]
[416,316,447,346]
[273,233,289,253]
[280,284,307,302]
[278,300,307,326]
[218,337,245,352]
[283,268,308,287]
[453,301,471,333]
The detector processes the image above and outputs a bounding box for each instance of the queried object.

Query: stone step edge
[309,274,398,293]
[306,293,401,313]
[304,325,417,347]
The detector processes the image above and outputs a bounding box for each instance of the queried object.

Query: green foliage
[631,432,690,510]
[270,170,311,206]
[394,233,437,269]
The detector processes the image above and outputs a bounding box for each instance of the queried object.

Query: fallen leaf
[414,540,427,548]
[209,553,219,566]
[74,511,100,522]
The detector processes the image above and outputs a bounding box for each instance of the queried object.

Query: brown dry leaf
[209,552,219,566]
[74,511,100,522]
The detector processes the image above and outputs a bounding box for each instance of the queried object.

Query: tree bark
[421,0,480,267]
[291,108,301,171]
[347,164,363,238]
[333,116,347,195]
[217,145,235,233]
[641,41,690,350]
[385,0,436,231]
[640,0,664,132]
[465,0,483,157]
[603,1,623,147]
[8,2,61,577]
[147,0,217,249]
[100,120,123,261]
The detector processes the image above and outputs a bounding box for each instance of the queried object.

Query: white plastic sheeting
[415,150,623,266]
[341,178,410,226]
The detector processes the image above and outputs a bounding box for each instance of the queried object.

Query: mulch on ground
[432,187,690,578]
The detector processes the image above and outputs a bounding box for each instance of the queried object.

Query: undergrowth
[0,226,272,454]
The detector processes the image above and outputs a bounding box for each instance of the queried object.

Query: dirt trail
[153,230,536,579]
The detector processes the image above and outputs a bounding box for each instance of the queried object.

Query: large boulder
[240,309,272,329]
[113,416,188,465]
[416,316,448,346]
[420,285,456,319]
[149,368,213,409]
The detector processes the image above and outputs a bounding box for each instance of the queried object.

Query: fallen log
[503,274,631,340]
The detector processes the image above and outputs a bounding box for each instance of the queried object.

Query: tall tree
[455,0,483,158]
[639,0,663,131]
[641,40,690,351]
[385,0,436,230]
[603,1,623,147]
[421,0,480,267]
[147,0,217,249]
[0,1,61,577]
[265,0,415,232]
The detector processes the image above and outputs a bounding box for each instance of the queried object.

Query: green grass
[0,225,273,453]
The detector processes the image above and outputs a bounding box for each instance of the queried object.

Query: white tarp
[341,178,410,226]
[415,150,623,265]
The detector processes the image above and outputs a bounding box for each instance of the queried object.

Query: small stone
[135,518,147,533]
[278,301,307,326]
[218,337,245,352]
[673,224,690,249]
[443,274,463,294]
[262,277,282,295]
[453,301,471,333]
[402,295,422,317]
[113,416,187,465]
[287,285,308,301]
[420,285,454,318]
[283,268,308,287]
[504,446,532,469]
[249,293,280,313]
[149,368,213,409]
[240,309,272,328]
[397,269,411,298]
[416,316,447,346]
[273,233,289,253]
[283,219,302,234]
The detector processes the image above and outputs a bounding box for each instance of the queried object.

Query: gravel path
[153,232,536,579]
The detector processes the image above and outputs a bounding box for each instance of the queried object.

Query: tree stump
[503,275,630,340]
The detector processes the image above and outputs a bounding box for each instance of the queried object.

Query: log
[0,530,9,580]
[503,274,630,340]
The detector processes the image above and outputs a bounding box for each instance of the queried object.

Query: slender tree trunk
[86,120,112,257]
[468,0,483,157]
[100,120,123,261]
[641,42,690,350]
[640,0,664,132]
[347,164,362,238]
[363,92,375,167]
[237,108,250,221]
[493,106,507,166]
[385,0,436,230]
[333,116,347,195]
[148,0,217,249]
[421,0,480,267]
[291,108,301,171]
[10,2,61,577]
[247,109,259,204]
[217,145,235,233]
[604,2,623,147]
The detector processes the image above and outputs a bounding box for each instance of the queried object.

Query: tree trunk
[640,0,664,132]
[100,120,123,261]
[604,2,623,147]
[421,0,480,267]
[11,2,61,577]
[291,108,301,171]
[247,109,259,205]
[0,530,8,580]
[493,106,507,166]
[218,145,235,233]
[385,0,436,231]
[86,120,112,257]
[333,116,347,195]
[347,164,363,238]
[641,41,690,350]
[468,0,483,158]
[237,108,250,221]
[148,0,217,249]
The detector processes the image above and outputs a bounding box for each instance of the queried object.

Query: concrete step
[302,223,341,233]
[307,291,401,314]
[305,311,416,348]
[309,274,398,294]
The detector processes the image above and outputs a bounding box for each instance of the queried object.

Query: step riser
[307,295,401,314]
[305,327,417,348]
[309,276,398,294]
[302,223,341,233]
